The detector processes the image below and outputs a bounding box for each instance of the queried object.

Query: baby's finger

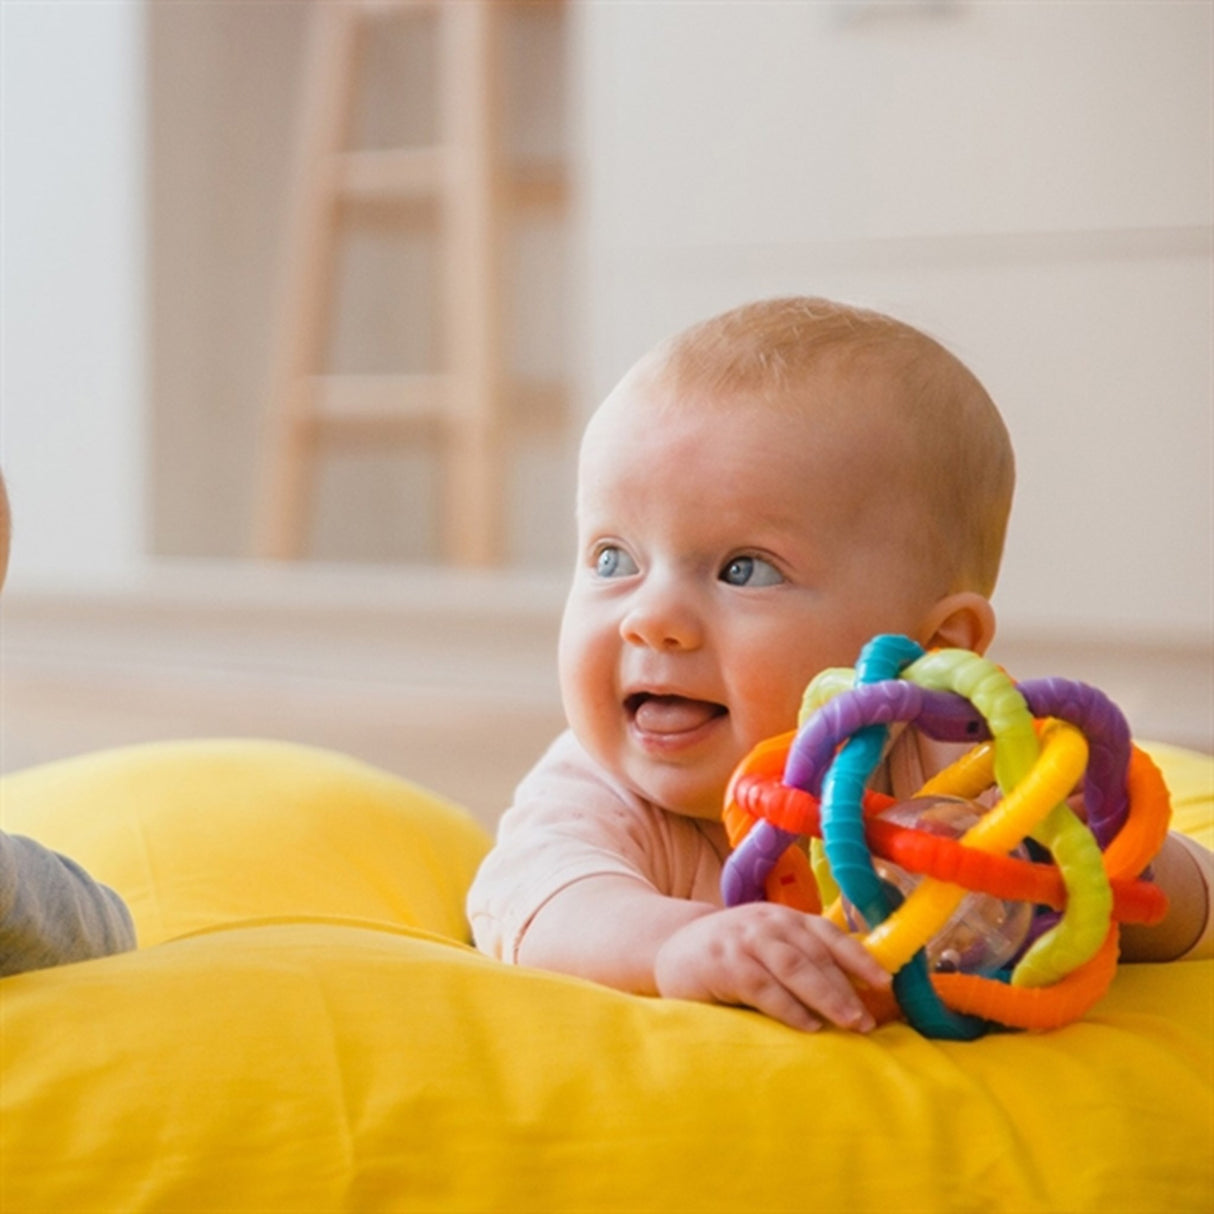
[729,957,827,1033]
[812,921,892,989]
[760,937,877,1033]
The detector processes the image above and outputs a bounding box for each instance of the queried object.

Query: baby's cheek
[738,683,803,750]
[558,621,606,713]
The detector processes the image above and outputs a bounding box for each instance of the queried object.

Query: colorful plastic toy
[720,634,1171,1039]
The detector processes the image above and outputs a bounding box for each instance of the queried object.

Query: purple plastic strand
[725,683,929,906]
[1018,678,1131,848]
[784,681,928,793]
[720,820,789,906]
[721,675,1133,906]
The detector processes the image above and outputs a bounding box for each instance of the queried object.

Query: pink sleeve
[466,732,725,963]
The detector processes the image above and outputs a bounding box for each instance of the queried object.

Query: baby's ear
[920,592,997,655]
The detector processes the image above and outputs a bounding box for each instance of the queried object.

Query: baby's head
[559,296,1014,820]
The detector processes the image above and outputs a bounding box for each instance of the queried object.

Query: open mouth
[624,692,728,736]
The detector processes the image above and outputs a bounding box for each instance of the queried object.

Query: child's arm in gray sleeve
[0,830,136,976]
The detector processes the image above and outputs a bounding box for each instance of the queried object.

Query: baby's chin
[573,726,732,821]
[629,775,728,823]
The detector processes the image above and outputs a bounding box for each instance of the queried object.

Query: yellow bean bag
[1,738,1211,1213]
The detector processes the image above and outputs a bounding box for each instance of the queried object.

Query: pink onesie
[467,730,730,963]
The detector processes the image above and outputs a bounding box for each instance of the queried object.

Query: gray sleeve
[0,831,137,977]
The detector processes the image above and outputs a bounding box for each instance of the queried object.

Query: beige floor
[0,564,569,833]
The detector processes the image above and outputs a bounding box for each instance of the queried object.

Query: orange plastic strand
[729,770,1167,926]
[749,778,822,835]
[722,800,756,850]
[1100,746,1173,880]
[764,848,821,913]
[724,731,795,807]
[931,927,1120,1031]
[868,818,1166,925]
[723,733,796,845]
[734,773,895,836]
[857,980,903,1027]
[1108,880,1169,925]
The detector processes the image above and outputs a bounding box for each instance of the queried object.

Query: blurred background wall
[2,0,146,587]
[4,0,1209,615]
[146,1,575,568]
[1,1,1211,803]
[579,1,1212,642]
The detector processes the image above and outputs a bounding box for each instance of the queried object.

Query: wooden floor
[2,562,1209,833]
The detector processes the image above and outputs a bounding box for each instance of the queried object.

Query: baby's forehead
[583,375,927,507]
[588,355,919,458]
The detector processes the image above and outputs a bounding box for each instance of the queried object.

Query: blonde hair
[628,296,1015,596]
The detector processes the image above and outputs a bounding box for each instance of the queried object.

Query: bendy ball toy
[720,634,1171,1040]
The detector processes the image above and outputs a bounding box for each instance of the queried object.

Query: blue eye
[720,555,783,587]
[595,545,638,578]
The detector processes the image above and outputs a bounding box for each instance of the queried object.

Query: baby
[0,472,136,976]
[467,297,1211,1032]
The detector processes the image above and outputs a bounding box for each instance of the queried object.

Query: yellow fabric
[0,738,491,947]
[1144,740,1214,849]
[1,740,1211,1213]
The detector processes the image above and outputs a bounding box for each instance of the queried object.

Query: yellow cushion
[0,738,491,947]
[1144,740,1214,849]
[1,740,1211,1212]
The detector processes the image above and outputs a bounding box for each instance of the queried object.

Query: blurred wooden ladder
[254,0,567,565]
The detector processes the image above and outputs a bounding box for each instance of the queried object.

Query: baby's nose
[619,584,703,652]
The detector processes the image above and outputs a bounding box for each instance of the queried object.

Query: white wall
[1,0,1210,647]
[0,1,145,590]
[575,0,1213,642]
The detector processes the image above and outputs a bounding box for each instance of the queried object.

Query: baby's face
[558,372,942,821]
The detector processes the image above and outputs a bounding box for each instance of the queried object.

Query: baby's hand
[653,903,892,1033]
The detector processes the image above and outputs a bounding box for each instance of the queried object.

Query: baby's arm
[0,831,136,977]
[517,875,890,1033]
[473,732,890,1032]
[1120,831,1212,962]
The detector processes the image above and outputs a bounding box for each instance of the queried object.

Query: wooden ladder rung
[301,375,565,444]
[365,0,561,14]
[505,164,568,213]
[308,374,450,440]
[360,0,441,20]
[257,0,570,563]
[337,148,446,207]
[338,155,567,216]
[510,379,567,430]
